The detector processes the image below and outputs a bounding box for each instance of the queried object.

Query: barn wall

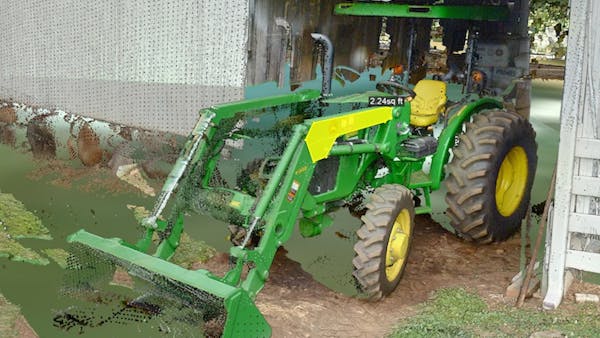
[246,0,432,86]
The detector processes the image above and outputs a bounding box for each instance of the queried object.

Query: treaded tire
[445,109,537,243]
[353,184,414,300]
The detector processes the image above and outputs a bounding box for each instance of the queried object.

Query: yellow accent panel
[305,107,393,162]
[410,79,447,127]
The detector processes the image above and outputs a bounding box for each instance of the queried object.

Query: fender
[429,98,503,190]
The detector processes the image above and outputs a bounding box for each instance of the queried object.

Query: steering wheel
[334,65,362,86]
[376,80,416,98]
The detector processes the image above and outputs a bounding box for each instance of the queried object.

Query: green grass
[0,192,51,265]
[0,192,51,240]
[125,205,216,269]
[170,232,216,269]
[0,235,49,265]
[389,288,600,337]
[42,248,70,268]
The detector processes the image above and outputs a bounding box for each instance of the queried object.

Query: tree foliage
[529,0,569,58]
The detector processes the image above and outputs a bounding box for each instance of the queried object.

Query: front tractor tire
[445,109,537,244]
[353,184,414,300]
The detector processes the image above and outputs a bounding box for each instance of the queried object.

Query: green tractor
[65,2,536,337]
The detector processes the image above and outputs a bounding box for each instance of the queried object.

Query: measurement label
[368,96,405,107]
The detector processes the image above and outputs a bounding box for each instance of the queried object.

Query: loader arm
[67,90,321,337]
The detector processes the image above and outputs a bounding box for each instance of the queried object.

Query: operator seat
[410,79,447,127]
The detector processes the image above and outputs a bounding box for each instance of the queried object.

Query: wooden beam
[572,176,600,197]
[543,0,593,310]
[575,138,600,159]
[566,250,600,274]
[569,213,600,235]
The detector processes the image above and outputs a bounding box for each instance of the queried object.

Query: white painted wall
[544,0,600,309]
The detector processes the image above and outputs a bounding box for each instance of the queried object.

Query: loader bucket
[65,230,271,337]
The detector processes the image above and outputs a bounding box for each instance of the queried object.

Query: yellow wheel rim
[385,209,411,282]
[495,146,528,216]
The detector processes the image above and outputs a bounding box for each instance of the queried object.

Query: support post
[543,0,599,310]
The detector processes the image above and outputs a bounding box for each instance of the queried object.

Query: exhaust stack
[311,33,334,96]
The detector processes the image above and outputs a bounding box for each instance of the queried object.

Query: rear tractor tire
[353,184,415,300]
[445,109,537,244]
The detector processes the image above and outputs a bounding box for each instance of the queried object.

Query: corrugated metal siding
[0,1,249,135]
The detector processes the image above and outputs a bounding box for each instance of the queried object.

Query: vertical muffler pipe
[275,18,292,88]
[311,33,334,96]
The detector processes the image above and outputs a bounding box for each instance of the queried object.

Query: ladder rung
[569,213,600,235]
[566,250,600,274]
[575,138,600,159]
[572,176,600,197]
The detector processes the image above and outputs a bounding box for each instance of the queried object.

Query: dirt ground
[4,135,581,337]
[200,214,525,337]
[26,159,156,196]
[7,156,598,337]
[0,294,38,338]
[24,158,527,337]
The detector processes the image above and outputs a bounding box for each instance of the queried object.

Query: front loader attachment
[66,230,271,337]
[60,90,322,336]
[60,88,410,335]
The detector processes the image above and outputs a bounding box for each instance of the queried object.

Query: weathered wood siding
[245,0,528,88]
[246,0,431,85]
